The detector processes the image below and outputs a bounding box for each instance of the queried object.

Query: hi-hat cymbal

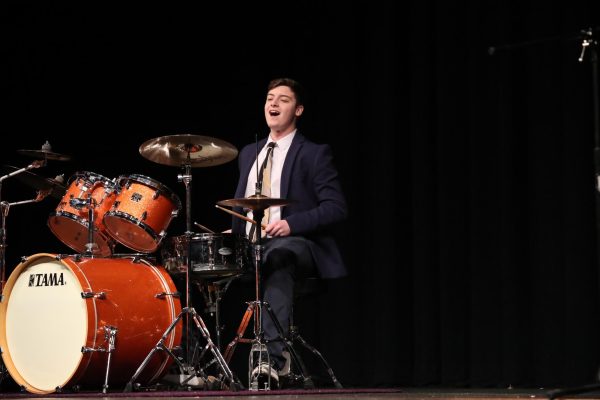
[17,149,71,161]
[139,134,238,167]
[3,165,66,199]
[217,195,292,210]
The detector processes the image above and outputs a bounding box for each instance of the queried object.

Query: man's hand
[265,220,291,237]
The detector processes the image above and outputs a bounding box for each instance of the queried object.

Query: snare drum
[0,253,181,394]
[161,233,249,279]
[103,174,181,253]
[47,172,116,256]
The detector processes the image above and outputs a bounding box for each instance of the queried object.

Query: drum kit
[0,136,291,394]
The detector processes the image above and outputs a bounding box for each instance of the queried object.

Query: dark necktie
[249,142,276,242]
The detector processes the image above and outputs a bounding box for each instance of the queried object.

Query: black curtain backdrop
[2,0,600,390]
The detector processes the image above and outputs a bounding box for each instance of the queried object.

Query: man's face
[264,85,304,133]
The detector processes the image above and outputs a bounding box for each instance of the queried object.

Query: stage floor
[1,387,600,400]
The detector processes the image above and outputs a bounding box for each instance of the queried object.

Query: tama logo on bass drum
[28,273,66,287]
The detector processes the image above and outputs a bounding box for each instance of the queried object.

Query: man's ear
[295,105,304,117]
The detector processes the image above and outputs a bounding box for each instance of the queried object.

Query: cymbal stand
[177,156,194,365]
[124,305,238,392]
[223,206,282,391]
[0,160,46,387]
[126,151,239,391]
[0,159,44,297]
[222,206,319,390]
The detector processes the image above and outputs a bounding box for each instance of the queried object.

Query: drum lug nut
[81,291,106,299]
[82,346,105,353]
[156,291,180,299]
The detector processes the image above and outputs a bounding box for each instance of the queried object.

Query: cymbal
[3,166,66,199]
[139,134,238,167]
[17,149,71,161]
[217,195,292,210]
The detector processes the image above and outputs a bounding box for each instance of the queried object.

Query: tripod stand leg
[124,312,183,392]
[188,308,241,391]
[102,326,118,394]
[262,300,342,388]
[261,301,314,388]
[292,332,343,388]
[224,302,255,363]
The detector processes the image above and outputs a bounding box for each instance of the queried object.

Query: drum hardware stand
[177,158,194,365]
[124,305,239,392]
[218,191,322,390]
[0,200,8,387]
[223,205,288,391]
[125,150,240,392]
[0,160,51,387]
[0,161,45,294]
[81,325,118,394]
[284,310,343,389]
[223,279,315,390]
[195,275,239,351]
[69,189,108,258]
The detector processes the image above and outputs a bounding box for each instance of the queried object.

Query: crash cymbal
[3,165,66,199]
[139,134,238,167]
[17,142,71,161]
[17,149,71,161]
[217,195,292,210]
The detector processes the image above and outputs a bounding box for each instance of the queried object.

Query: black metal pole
[547,29,600,400]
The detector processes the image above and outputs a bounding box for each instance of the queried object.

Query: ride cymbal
[217,195,292,210]
[139,134,238,167]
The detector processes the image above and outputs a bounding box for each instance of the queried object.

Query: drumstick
[215,205,266,230]
[193,222,215,233]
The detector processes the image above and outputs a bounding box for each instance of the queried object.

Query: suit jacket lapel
[280,133,304,200]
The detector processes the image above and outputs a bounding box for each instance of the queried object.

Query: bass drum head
[0,254,88,394]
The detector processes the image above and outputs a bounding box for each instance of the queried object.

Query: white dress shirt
[244,131,296,236]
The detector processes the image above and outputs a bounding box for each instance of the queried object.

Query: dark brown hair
[267,78,305,106]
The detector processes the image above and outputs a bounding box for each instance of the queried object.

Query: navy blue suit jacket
[232,132,348,279]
